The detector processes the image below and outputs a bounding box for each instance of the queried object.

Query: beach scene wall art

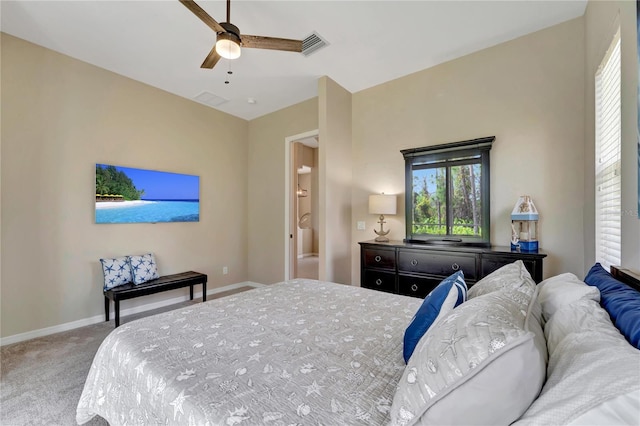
[95,164,200,224]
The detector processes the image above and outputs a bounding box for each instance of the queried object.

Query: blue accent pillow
[127,253,160,285]
[403,271,467,363]
[100,256,133,291]
[584,263,640,349]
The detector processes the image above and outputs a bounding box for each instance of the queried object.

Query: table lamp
[369,194,396,242]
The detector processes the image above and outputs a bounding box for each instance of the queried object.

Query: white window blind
[595,28,621,271]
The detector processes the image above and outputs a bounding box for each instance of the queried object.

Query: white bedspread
[77,279,420,425]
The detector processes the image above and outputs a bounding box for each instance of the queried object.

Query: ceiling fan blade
[179,0,225,34]
[201,45,221,69]
[241,35,303,52]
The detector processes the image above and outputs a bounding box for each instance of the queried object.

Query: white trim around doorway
[284,129,319,281]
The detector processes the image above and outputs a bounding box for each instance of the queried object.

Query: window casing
[402,137,494,247]
[595,28,622,271]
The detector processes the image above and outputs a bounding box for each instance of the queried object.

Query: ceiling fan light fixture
[181,1,304,70]
[216,32,241,59]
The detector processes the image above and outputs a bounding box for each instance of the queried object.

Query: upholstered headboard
[611,266,640,292]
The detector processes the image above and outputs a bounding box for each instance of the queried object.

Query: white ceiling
[1,0,587,121]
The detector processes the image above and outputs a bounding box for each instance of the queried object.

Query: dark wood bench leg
[190,285,194,300]
[115,300,120,327]
[203,280,207,302]
[105,296,110,322]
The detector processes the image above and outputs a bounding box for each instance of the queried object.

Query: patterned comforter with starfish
[76,279,421,425]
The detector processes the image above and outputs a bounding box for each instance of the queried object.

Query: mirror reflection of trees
[412,163,482,236]
[403,137,492,246]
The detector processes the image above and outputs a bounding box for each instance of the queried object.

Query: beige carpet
[0,287,253,426]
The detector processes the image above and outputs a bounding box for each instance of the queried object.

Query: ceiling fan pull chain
[225,64,233,84]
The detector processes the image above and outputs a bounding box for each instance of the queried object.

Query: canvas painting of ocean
[95,164,199,224]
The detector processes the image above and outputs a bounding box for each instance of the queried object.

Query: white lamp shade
[369,194,397,215]
[216,37,241,59]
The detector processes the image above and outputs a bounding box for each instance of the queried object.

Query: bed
[77,262,640,425]
[77,279,423,425]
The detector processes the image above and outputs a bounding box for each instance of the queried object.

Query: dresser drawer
[362,270,396,293]
[482,256,541,283]
[359,242,545,297]
[397,249,477,279]
[363,247,396,270]
[398,274,441,299]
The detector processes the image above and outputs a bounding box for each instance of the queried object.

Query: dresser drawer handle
[375,278,383,286]
[452,263,460,271]
[411,284,418,292]
[375,255,382,263]
[411,259,418,266]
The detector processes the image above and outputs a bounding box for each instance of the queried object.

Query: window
[401,137,494,247]
[595,28,621,271]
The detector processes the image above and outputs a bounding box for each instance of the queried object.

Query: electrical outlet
[223,266,228,275]
[357,221,366,230]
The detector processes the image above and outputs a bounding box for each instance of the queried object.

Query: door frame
[284,129,319,281]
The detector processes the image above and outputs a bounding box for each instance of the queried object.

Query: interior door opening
[285,131,319,280]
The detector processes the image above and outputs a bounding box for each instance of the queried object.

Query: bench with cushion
[104,271,207,327]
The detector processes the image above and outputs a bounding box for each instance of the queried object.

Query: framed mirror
[401,136,494,247]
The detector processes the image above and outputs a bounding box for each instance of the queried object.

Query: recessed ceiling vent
[194,91,229,107]
[301,32,329,57]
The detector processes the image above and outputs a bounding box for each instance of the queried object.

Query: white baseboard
[0,281,265,347]
[297,253,319,259]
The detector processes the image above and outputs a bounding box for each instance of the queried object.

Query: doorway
[285,130,319,280]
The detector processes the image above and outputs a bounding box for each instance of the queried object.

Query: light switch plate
[357,221,366,230]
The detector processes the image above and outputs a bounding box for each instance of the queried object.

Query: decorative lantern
[510,195,539,252]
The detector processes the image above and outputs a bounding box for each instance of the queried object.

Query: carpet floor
[0,287,253,426]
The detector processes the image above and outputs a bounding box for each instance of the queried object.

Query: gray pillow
[468,260,535,299]
[389,284,547,426]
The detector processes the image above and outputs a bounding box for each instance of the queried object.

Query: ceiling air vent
[193,91,228,107]
[301,32,329,57]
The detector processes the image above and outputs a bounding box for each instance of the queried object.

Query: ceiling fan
[180,0,303,69]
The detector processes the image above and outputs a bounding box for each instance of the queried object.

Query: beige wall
[0,32,3,334]
[293,144,318,259]
[318,77,353,284]
[351,18,586,283]
[311,147,320,254]
[296,172,312,256]
[584,0,639,272]
[247,98,318,284]
[1,34,249,338]
[4,4,637,339]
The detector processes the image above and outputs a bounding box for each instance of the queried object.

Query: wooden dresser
[359,240,546,298]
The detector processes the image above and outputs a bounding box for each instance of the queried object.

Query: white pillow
[127,253,159,285]
[389,285,547,426]
[100,256,133,290]
[468,260,535,299]
[536,273,600,322]
[514,298,640,425]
